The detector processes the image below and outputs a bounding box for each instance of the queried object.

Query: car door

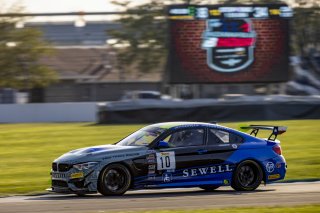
[203,128,244,183]
[150,127,215,187]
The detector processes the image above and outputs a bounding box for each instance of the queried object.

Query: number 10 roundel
[156,152,176,170]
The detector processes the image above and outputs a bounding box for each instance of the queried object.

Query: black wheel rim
[104,169,126,192]
[238,165,256,187]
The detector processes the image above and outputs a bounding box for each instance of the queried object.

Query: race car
[48,122,287,196]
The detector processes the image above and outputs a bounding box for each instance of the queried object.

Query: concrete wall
[44,81,79,102]
[0,102,97,123]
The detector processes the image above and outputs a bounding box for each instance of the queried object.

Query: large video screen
[167,4,292,83]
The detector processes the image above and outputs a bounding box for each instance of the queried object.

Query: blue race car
[49,122,287,196]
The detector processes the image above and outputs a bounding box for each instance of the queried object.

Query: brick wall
[169,19,289,83]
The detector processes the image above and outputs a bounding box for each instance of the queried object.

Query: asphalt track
[0,182,319,213]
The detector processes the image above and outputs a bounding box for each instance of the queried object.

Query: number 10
[160,156,170,168]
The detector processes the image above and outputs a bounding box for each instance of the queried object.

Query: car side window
[208,129,243,145]
[163,129,204,147]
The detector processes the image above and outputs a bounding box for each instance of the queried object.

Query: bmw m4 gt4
[48,122,287,196]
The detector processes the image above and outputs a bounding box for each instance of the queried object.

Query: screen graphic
[202,19,256,72]
[167,4,292,83]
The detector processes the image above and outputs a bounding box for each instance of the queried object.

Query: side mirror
[157,141,169,149]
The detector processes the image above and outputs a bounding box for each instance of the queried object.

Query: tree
[108,0,169,77]
[0,3,57,89]
[291,1,320,56]
[108,0,206,82]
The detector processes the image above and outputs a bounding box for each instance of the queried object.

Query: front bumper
[50,169,98,194]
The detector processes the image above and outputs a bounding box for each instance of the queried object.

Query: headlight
[73,162,99,171]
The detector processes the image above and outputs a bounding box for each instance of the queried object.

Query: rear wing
[239,125,287,141]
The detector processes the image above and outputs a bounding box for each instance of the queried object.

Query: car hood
[54,144,149,164]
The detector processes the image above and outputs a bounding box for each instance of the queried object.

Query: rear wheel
[231,160,263,191]
[98,164,131,196]
[200,185,220,191]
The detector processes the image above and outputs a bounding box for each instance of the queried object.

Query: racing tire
[231,160,263,191]
[98,164,131,196]
[200,186,220,191]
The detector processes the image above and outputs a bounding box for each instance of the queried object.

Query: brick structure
[169,19,289,83]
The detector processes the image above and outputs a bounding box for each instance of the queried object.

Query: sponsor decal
[182,164,233,177]
[223,179,230,185]
[162,173,173,183]
[146,150,156,154]
[209,9,221,16]
[253,7,269,18]
[156,152,176,170]
[148,164,156,174]
[268,174,280,180]
[146,154,156,163]
[171,124,206,130]
[196,7,209,19]
[102,153,140,160]
[201,18,256,73]
[169,8,190,15]
[70,172,84,179]
[232,144,238,149]
[148,164,156,169]
[168,5,292,20]
[169,15,194,20]
[266,162,275,173]
[279,6,293,17]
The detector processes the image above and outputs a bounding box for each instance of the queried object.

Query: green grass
[99,205,320,213]
[0,120,319,195]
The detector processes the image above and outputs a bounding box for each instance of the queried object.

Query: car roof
[146,122,232,131]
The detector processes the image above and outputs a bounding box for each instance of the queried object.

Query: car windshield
[117,126,166,146]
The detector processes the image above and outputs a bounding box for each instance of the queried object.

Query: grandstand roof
[26,21,120,46]
[26,21,161,82]
[39,47,161,82]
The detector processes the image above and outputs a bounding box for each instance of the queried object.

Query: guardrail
[0,102,97,123]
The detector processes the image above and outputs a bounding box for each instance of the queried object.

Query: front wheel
[98,164,131,196]
[231,160,263,191]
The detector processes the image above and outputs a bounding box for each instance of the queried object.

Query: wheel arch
[97,161,135,192]
[233,158,266,184]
